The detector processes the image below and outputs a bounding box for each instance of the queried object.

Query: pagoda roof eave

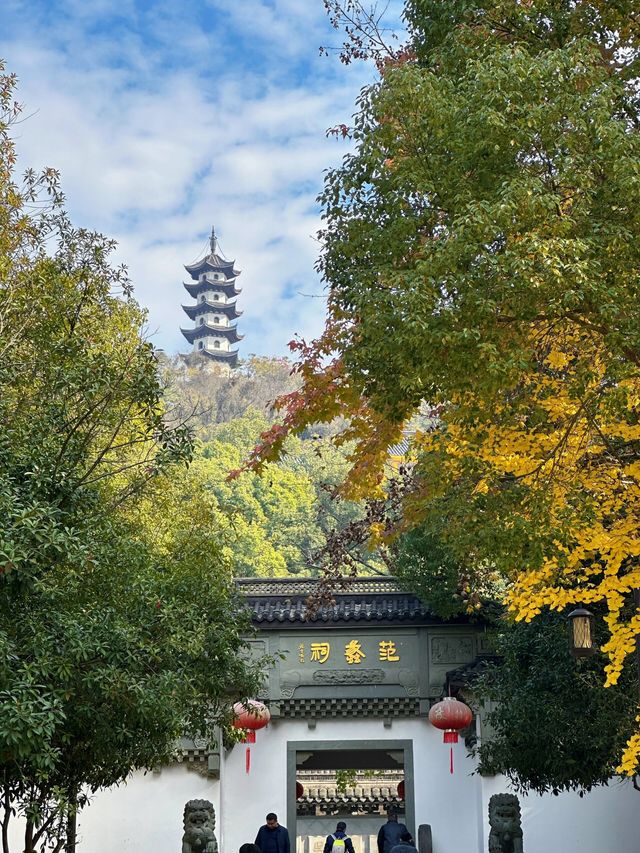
[180,325,244,344]
[181,301,243,320]
[201,348,239,361]
[183,281,242,297]
[184,254,241,279]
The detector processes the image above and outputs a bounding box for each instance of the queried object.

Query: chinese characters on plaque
[296,639,401,665]
[311,642,330,663]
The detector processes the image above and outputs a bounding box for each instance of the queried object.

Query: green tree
[394,526,484,619]
[474,610,637,796]
[200,413,328,576]
[0,66,260,853]
[197,411,385,577]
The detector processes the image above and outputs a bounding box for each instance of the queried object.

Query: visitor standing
[255,814,291,853]
[377,807,409,853]
[323,821,356,853]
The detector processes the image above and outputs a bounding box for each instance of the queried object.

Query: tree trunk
[25,819,34,853]
[65,790,77,853]
[2,786,10,853]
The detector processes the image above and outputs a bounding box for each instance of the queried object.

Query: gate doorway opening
[286,740,414,853]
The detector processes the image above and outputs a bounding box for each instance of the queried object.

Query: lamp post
[568,593,640,688]
[569,595,640,788]
[567,607,596,658]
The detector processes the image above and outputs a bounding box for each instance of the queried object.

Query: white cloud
[0,0,402,358]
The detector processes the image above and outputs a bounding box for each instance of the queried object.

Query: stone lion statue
[182,799,218,853]
[488,793,523,853]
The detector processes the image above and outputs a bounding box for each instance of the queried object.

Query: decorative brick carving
[398,669,419,696]
[237,578,409,596]
[279,697,420,718]
[430,637,474,664]
[280,669,302,698]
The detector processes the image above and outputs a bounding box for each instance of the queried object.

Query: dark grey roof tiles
[237,577,407,596]
[238,577,438,626]
[445,653,500,693]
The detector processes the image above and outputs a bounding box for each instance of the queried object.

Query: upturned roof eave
[181,302,243,319]
[180,325,244,343]
[183,281,242,297]
[201,348,239,361]
[184,256,241,279]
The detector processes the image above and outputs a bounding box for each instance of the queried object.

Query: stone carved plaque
[430,636,474,664]
[272,630,443,702]
[312,668,386,685]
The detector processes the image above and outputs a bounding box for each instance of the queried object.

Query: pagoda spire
[180,228,244,371]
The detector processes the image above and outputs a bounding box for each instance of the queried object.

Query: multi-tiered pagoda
[181,228,243,368]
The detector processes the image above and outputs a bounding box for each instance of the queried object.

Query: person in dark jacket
[323,821,356,853]
[240,845,262,853]
[389,831,417,853]
[255,814,290,853]
[377,807,409,853]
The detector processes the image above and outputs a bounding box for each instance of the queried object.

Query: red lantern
[296,781,304,800]
[397,780,405,799]
[232,700,270,774]
[428,697,473,775]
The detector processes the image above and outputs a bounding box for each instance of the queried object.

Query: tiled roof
[296,793,404,816]
[445,653,500,694]
[237,577,442,627]
[237,577,408,596]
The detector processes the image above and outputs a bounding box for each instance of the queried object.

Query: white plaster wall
[197,291,227,304]
[193,336,229,352]
[208,337,229,351]
[219,717,480,853]
[202,314,229,327]
[67,720,640,853]
[77,765,220,853]
[480,773,638,853]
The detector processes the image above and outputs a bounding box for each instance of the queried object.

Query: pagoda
[180,227,244,368]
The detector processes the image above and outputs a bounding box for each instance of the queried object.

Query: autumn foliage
[248,0,640,778]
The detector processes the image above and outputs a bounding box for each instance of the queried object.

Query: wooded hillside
[160,354,382,577]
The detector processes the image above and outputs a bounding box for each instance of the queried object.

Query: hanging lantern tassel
[428,697,473,775]
[444,729,458,774]
[245,729,256,773]
[232,700,270,776]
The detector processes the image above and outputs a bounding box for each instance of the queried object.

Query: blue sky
[0,0,403,358]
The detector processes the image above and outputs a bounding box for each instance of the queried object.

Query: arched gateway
[78,577,638,853]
